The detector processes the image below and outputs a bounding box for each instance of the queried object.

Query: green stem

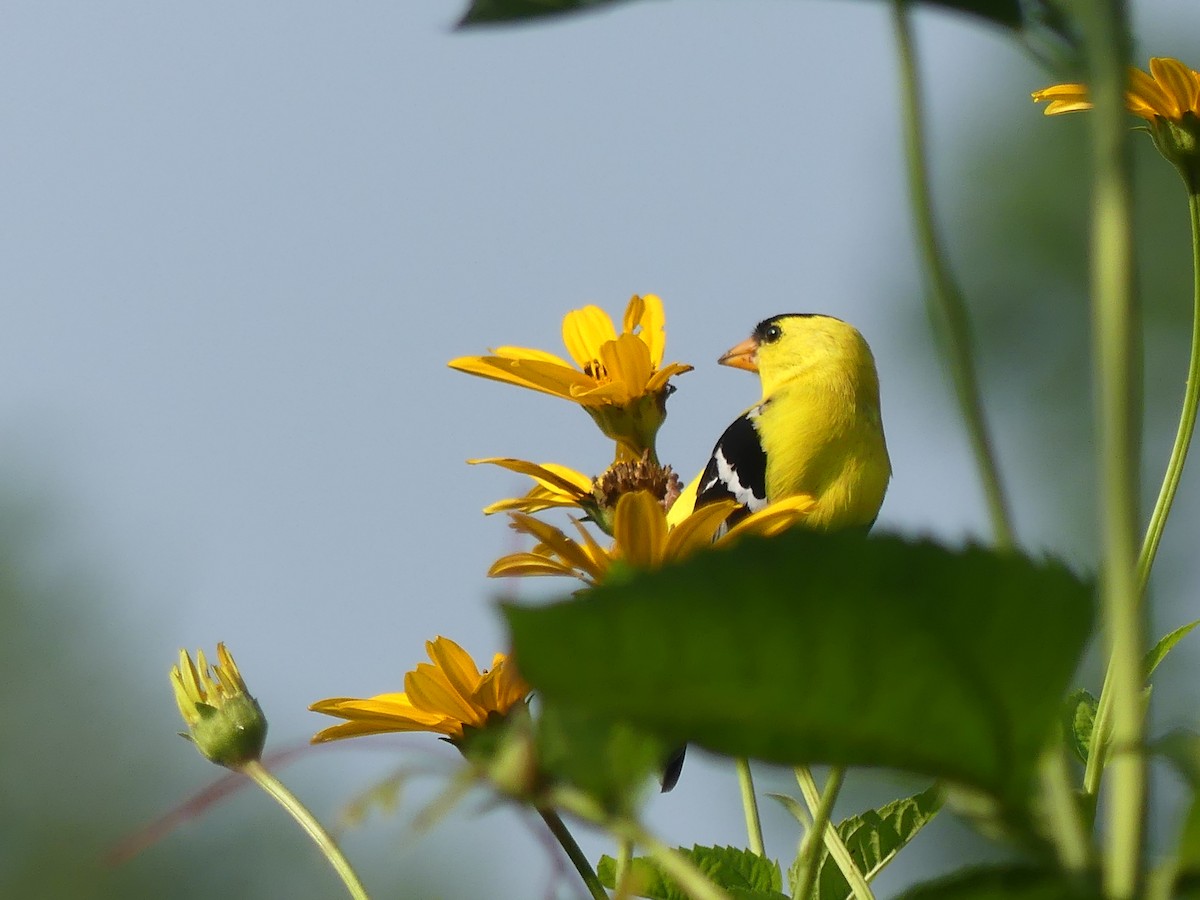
[793,766,846,900]
[615,820,732,900]
[891,0,1014,549]
[1039,747,1093,873]
[794,767,873,900]
[1084,174,1200,809]
[616,837,634,896]
[240,760,370,900]
[538,807,609,900]
[1076,4,1144,897]
[735,757,766,856]
[1136,190,1200,591]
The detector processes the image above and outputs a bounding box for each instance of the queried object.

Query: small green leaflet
[1061,690,1097,765]
[787,786,943,900]
[597,845,788,900]
[1144,618,1200,679]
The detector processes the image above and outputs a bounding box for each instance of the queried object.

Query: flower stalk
[1075,3,1146,897]
[891,0,1014,549]
[735,757,765,857]
[242,760,371,900]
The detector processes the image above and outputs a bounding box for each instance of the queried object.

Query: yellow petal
[600,334,654,403]
[447,354,585,400]
[487,552,598,581]
[311,717,460,743]
[1150,57,1200,116]
[627,294,666,368]
[425,637,484,700]
[562,305,618,371]
[1129,65,1178,119]
[613,491,667,569]
[406,663,482,725]
[666,499,740,559]
[468,458,593,497]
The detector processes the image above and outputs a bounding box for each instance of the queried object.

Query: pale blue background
[2,2,1198,897]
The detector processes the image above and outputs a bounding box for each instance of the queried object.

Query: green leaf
[459,0,1030,31]
[1061,689,1097,764]
[597,845,787,900]
[1144,618,1200,678]
[535,701,668,815]
[897,866,1101,900]
[506,530,1094,810]
[1153,731,1200,873]
[788,786,943,900]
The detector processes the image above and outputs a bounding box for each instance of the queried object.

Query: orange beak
[718,336,759,373]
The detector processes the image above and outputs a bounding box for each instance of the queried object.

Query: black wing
[694,406,768,528]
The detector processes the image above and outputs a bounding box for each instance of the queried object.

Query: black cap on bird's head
[720,314,842,372]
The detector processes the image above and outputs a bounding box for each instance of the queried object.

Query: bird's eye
[763,324,782,343]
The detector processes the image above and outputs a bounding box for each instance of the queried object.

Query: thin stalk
[1136,190,1200,590]
[615,837,634,898]
[793,767,847,900]
[614,820,732,900]
[795,767,874,900]
[1084,185,1200,803]
[1038,747,1093,873]
[1077,3,1145,897]
[538,807,610,900]
[735,757,766,856]
[240,760,370,900]
[892,0,1014,549]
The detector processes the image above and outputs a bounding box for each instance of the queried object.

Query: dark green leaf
[897,866,1101,900]
[1144,619,1200,678]
[788,786,942,900]
[506,531,1094,809]
[535,701,667,815]
[598,845,787,900]
[458,0,626,27]
[1061,689,1097,764]
[458,0,1038,31]
[1153,731,1200,873]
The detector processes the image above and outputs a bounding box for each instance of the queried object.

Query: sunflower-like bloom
[449,295,693,459]
[1033,57,1200,187]
[488,490,815,585]
[171,643,268,768]
[310,637,530,745]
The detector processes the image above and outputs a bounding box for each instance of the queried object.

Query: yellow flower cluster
[305,294,810,750]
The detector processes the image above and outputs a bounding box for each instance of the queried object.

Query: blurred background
[3,1,1200,896]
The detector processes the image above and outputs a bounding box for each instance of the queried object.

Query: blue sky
[3,2,1197,896]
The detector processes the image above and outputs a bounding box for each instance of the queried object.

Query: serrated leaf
[897,865,1101,899]
[507,530,1094,809]
[598,845,787,900]
[458,0,1028,30]
[1062,689,1097,764]
[1144,619,1200,678]
[788,786,942,900]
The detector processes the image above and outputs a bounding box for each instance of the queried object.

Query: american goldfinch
[661,313,890,790]
[678,313,891,530]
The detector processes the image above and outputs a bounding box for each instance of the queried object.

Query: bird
[661,313,891,790]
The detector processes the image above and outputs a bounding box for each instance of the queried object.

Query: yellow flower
[1033,57,1200,188]
[310,637,530,745]
[488,490,815,585]
[449,294,693,458]
[171,643,268,768]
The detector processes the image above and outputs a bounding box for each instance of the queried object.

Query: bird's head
[718,314,872,397]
